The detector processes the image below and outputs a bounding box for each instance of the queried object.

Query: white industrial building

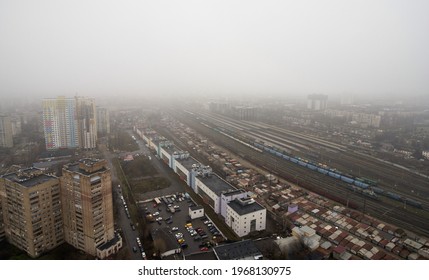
[134,127,268,238]
[226,197,266,237]
[220,189,248,218]
[195,173,236,215]
[174,157,200,189]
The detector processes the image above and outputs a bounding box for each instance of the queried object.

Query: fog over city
[0,0,428,101]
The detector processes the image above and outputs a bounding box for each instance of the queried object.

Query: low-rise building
[195,173,235,215]
[189,205,204,220]
[226,197,266,237]
[214,239,263,260]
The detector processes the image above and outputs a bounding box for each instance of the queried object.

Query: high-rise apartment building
[75,97,97,149]
[0,195,4,241]
[42,97,79,150]
[0,168,64,257]
[61,158,121,258]
[0,115,13,148]
[307,94,328,111]
[42,96,97,150]
[96,107,110,135]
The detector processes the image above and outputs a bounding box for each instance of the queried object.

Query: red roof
[333,246,346,254]
[371,251,386,260]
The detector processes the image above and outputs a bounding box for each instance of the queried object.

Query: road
[99,141,142,260]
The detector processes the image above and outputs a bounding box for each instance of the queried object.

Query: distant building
[75,97,97,149]
[225,196,266,237]
[307,94,328,111]
[0,115,13,148]
[0,168,64,257]
[96,107,110,135]
[42,96,79,150]
[61,158,121,258]
[208,101,230,114]
[10,116,22,136]
[351,113,381,128]
[231,106,258,121]
[42,96,97,150]
[0,194,3,241]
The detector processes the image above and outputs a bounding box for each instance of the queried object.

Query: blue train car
[340,175,355,184]
[307,164,317,171]
[269,148,276,154]
[354,180,369,189]
[328,171,341,179]
[317,167,329,175]
[372,187,384,194]
[404,198,423,209]
[290,157,299,163]
[282,154,290,160]
[386,192,402,201]
[298,160,307,167]
[275,151,283,157]
[254,143,263,149]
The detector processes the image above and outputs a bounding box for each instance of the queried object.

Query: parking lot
[141,193,225,257]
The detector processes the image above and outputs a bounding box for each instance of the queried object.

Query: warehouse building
[226,197,266,237]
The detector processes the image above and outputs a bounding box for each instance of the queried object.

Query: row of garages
[134,127,267,237]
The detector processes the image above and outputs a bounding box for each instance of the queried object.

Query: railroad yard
[159,109,429,239]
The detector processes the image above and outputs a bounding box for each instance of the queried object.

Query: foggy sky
[0,0,428,100]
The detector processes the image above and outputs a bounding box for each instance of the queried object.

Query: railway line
[189,110,429,205]
[173,110,429,237]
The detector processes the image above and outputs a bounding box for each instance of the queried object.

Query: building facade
[61,158,119,257]
[0,115,13,148]
[75,97,97,149]
[0,168,64,257]
[226,197,266,237]
[42,96,97,150]
[307,94,328,111]
[96,107,110,135]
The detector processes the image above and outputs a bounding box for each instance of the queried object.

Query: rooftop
[185,251,217,260]
[162,144,181,154]
[214,240,263,260]
[176,156,200,169]
[151,227,179,254]
[198,174,236,196]
[228,197,265,216]
[64,158,108,175]
[2,168,57,188]
[222,189,247,197]
[97,233,122,251]
[190,205,204,211]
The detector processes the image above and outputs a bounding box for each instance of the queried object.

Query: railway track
[173,111,429,237]
[190,110,429,205]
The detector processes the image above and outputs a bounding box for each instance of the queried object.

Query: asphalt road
[100,141,142,260]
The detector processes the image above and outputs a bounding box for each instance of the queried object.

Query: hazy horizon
[1,0,428,100]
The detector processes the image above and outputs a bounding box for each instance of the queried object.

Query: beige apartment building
[61,158,121,258]
[0,168,64,258]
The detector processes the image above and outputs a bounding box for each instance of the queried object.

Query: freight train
[251,141,423,209]
[203,123,423,210]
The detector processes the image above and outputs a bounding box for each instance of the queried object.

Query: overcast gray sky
[0,0,428,100]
